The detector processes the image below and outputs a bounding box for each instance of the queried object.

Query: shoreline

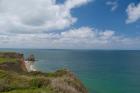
[24,60,36,72]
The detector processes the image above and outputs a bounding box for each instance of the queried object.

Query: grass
[0,68,87,93]
[0,58,18,64]
[1,88,54,93]
[0,70,8,78]
[0,69,52,93]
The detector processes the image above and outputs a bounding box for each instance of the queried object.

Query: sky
[0,0,140,49]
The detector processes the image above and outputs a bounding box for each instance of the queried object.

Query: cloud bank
[0,0,139,49]
[0,0,90,33]
[0,27,140,49]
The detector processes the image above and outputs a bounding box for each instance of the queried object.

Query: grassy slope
[2,88,54,93]
[0,69,54,93]
[0,52,23,64]
[0,68,88,93]
[0,58,17,64]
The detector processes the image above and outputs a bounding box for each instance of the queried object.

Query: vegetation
[0,58,18,64]
[2,88,54,93]
[0,52,88,93]
[0,52,23,64]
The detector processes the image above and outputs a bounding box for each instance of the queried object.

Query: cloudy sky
[0,0,140,49]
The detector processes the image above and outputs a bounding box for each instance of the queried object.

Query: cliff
[0,52,88,93]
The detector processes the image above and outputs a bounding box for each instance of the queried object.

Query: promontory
[0,52,88,93]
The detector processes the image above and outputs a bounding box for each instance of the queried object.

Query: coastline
[24,60,36,72]
[0,52,88,93]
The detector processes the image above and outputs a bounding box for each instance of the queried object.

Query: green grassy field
[2,88,54,93]
[0,58,18,64]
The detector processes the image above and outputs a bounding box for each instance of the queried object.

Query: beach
[24,60,36,72]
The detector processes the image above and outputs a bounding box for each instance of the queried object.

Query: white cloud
[0,0,90,34]
[0,27,140,49]
[106,1,118,11]
[126,2,140,23]
[0,0,139,49]
[65,0,91,9]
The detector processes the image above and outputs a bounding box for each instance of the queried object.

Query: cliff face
[0,52,27,73]
[0,52,88,93]
[0,52,23,59]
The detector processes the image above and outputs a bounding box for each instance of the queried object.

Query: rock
[26,54,35,61]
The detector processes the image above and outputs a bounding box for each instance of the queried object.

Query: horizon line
[0,48,140,51]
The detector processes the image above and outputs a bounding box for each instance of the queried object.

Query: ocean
[0,49,140,93]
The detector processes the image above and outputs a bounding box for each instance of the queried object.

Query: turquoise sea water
[0,49,140,93]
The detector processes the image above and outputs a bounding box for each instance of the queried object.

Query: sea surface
[0,49,140,93]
